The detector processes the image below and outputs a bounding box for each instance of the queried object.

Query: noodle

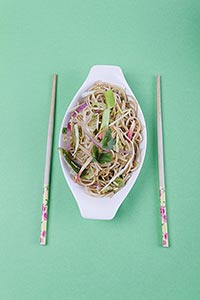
[61,81,143,197]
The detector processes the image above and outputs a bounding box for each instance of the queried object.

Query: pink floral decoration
[160,207,165,216]
[42,204,47,212]
[162,214,167,223]
[43,212,48,221]
[164,232,168,240]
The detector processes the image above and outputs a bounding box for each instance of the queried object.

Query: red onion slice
[71,103,87,118]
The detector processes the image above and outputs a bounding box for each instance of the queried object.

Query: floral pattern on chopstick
[40,185,49,245]
[160,188,169,247]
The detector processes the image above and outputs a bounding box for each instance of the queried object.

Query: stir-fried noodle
[60,81,143,196]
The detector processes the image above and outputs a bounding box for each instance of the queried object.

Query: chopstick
[157,75,169,248]
[40,74,57,245]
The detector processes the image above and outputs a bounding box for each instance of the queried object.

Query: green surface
[1,0,200,299]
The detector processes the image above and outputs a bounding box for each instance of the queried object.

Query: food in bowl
[59,81,143,196]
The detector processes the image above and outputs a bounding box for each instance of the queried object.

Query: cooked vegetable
[62,127,67,134]
[127,120,136,140]
[104,90,115,108]
[102,128,115,150]
[59,148,86,177]
[114,177,125,188]
[72,103,87,117]
[100,108,110,131]
[92,146,112,164]
[65,122,71,150]
[100,90,115,131]
[74,124,79,155]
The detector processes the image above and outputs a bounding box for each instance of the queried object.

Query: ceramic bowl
[59,65,147,220]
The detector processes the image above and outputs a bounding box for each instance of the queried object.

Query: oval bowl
[59,65,147,220]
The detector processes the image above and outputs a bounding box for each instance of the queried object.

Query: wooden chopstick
[157,75,169,247]
[40,74,57,245]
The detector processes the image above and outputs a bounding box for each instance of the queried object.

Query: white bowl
[59,65,147,220]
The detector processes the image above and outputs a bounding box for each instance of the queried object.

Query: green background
[1,0,200,299]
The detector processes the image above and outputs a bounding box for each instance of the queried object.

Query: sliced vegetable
[100,108,110,131]
[88,114,99,132]
[102,128,115,150]
[98,152,112,164]
[104,90,115,108]
[92,146,112,164]
[72,103,87,117]
[101,185,113,194]
[100,90,115,131]
[76,102,87,113]
[66,122,71,150]
[113,177,125,188]
[62,127,67,134]
[118,139,123,149]
[80,123,109,151]
[98,132,104,140]
[127,120,135,140]
[76,156,93,183]
[74,124,79,155]
[59,148,86,177]
[83,168,94,180]
[92,145,100,161]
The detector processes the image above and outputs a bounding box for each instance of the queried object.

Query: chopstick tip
[157,75,161,86]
